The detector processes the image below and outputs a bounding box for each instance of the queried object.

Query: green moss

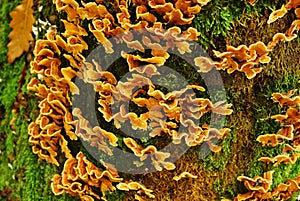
[0,0,75,200]
[105,189,125,201]
[0,98,76,200]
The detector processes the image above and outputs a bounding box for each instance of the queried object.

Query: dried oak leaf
[7,0,34,63]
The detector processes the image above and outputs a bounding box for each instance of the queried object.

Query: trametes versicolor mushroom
[200,41,271,79]
[266,0,300,49]
[72,108,119,156]
[75,53,232,145]
[259,153,300,166]
[77,59,232,149]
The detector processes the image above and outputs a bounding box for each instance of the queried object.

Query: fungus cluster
[267,0,300,50]
[271,175,300,200]
[73,108,119,156]
[28,0,233,200]
[234,171,300,200]
[257,90,300,166]
[77,59,232,153]
[231,89,300,200]
[51,152,123,201]
[27,0,300,200]
[28,35,78,166]
[124,137,176,171]
[116,181,155,199]
[235,171,274,200]
[194,0,300,79]
[194,41,271,79]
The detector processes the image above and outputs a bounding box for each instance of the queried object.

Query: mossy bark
[0,0,300,201]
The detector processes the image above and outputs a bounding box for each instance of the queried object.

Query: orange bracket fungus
[267,5,288,24]
[173,171,198,181]
[257,90,300,166]
[233,172,300,200]
[28,0,234,200]
[51,152,123,201]
[116,181,155,198]
[199,0,300,79]
[234,171,274,200]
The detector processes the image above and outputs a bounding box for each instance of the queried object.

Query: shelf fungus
[267,5,287,24]
[173,171,198,181]
[267,0,300,25]
[259,153,300,166]
[257,125,295,147]
[73,108,119,156]
[234,171,274,200]
[272,89,300,107]
[116,181,155,199]
[234,173,300,200]
[28,0,234,200]
[28,32,78,165]
[212,41,271,79]
[271,176,300,200]
[272,107,300,128]
[210,1,300,79]
[124,137,176,171]
[194,56,216,73]
[51,152,123,201]
[256,89,300,172]
[267,0,300,48]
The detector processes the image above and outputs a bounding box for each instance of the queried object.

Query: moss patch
[0,0,75,200]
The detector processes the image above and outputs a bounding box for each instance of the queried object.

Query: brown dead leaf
[7,0,34,64]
